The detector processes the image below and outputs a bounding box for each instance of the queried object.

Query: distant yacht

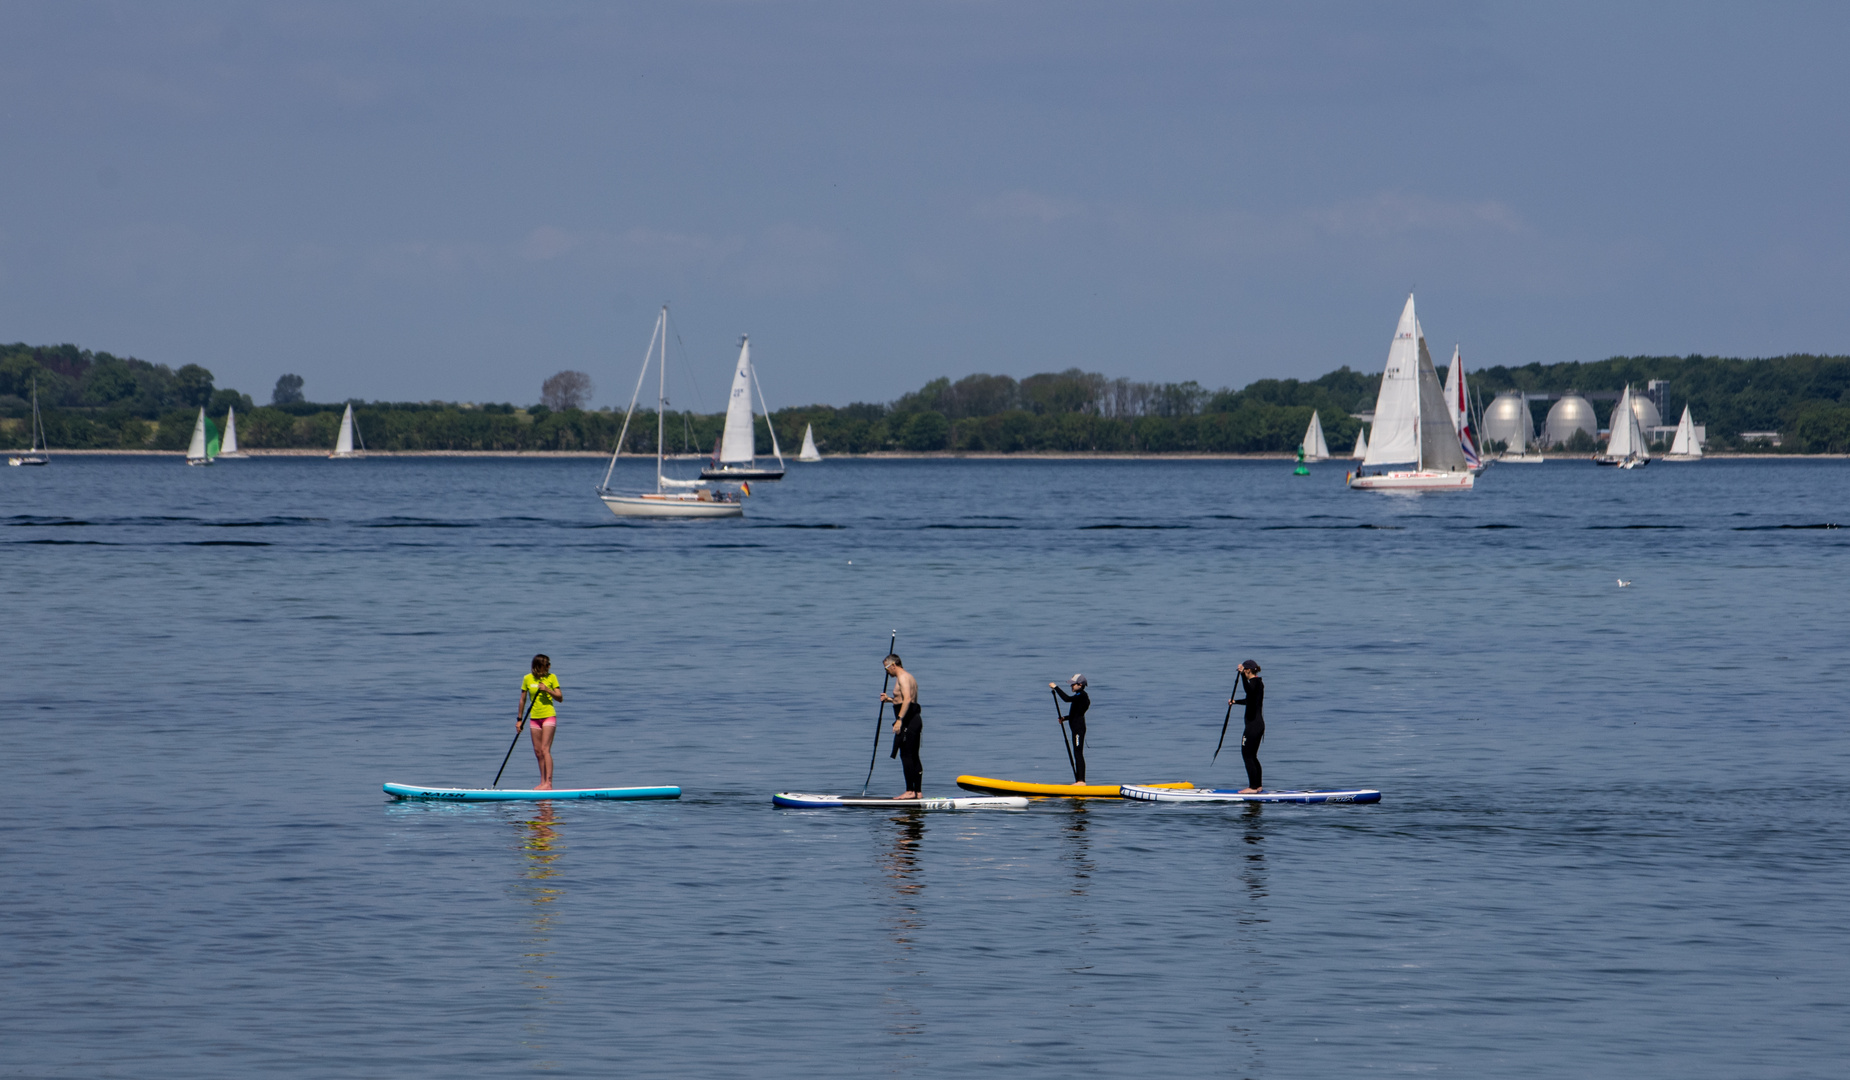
[8,379,50,466]
[330,404,365,459]
[1350,426,1367,459]
[700,336,786,482]
[1663,405,1703,461]
[797,424,822,462]
[1443,345,1485,474]
[217,406,248,459]
[185,407,219,466]
[1302,411,1330,461]
[1347,294,1474,491]
[1596,385,1651,468]
[598,305,745,518]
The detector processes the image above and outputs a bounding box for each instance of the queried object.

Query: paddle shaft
[861,631,897,795]
[1051,688,1078,782]
[493,693,540,788]
[1213,671,1245,763]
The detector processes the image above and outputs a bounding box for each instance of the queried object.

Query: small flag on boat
[741,481,752,496]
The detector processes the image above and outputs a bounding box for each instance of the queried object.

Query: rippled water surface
[4,456,1847,1078]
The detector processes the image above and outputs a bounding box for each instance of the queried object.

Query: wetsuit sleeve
[1052,687,1074,703]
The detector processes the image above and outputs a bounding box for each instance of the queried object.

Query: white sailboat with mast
[1350,426,1368,459]
[8,379,50,466]
[1596,384,1650,468]
[185,407,219,466]
[329,404,365,459]
[1664,404,1702,461]
[1443,345,1485,474]
[598,306,745,518]
[1301,411,1331,461]
[798,424,822,462]
[1347,294,1474,491]
[700,336,786,481]
[217,406,248,459]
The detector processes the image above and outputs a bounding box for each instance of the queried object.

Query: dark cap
[1241,659,1260,673]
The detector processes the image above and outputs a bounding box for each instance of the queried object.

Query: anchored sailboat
[329,404,365,459]
[1347,295,1474,491]
[8,379,50,466]
[217,406,248,459]
[1597,385,1650,468]
[1302,411,1330,461]
[1664,405,1702,461]
[798,423,822,462]
[1443,345,1484,473]
[598,306,745,519]
[185,407,220,466]
[700,336,785,481]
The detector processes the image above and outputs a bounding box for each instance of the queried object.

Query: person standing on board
[519,654,564,791]
[1227,660,1264,793]
[1049,674,1090,783]
[881,654,924,799]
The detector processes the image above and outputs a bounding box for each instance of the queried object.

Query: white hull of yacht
[9,455,49,466]
[185,458,213,467]
[1347,469,1474,491]
[1499,452,1545,463]
[600,492,743,518]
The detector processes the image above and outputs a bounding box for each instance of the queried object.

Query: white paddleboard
[772,792,1028,810]
[1120,785,1380,804]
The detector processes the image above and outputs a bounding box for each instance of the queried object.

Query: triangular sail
[222,407,240,454]
[1361,294,1422,467]
[1302,411,1330,460]
[1445,345,1481,468]
[1605,386,1639,460]
[1351,427,1368,459]
[718,337,756,464]
[1415,334,1468,472]
[204,417,221,460]
[1669,405,1700,457]
[334,405,356,456]
[798,424,822,461]
[187,408,209,460]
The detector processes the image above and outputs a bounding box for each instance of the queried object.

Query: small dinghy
[385,782,681,802]
[772,792,1027,810]
[1120,785,1380,804]
[955,775,1194,799]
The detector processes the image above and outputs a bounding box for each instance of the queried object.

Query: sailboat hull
[698,465,785,481]
[8,456,49,466]
[185,458,213,467]
[600,492,743,518]
[1346,469,1473,490]
[1499,452,1545,463]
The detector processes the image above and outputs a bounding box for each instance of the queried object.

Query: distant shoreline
[25,449,1849,461]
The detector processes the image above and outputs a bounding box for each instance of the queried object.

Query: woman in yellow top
[518,654,564,791]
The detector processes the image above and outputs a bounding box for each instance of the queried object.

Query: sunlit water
[3,456,1847,1078]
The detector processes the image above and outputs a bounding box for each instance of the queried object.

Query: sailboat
[1442,345,1485,474]
[700,336,786,481]
[798,424,822,462]
[1347,295,1474,491]
[1664,405,1702,461]
[1596,385,1650,468]
[598,306,745,518]
[1301,411,1331,461]
[329,404,365,459]
[1494,391,1544,463]
[1350,427,1368,459]
[8,379,50,466]
[185,407,220,466]
[217,406,248,459]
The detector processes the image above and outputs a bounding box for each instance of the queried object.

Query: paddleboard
[956,775,1195,799]
[384,782,681,802]
[772,792,1028,810]
[1120,785,1379,804]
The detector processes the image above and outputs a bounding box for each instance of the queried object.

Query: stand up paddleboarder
[1050,674,1090,783]
[881,653,923,799]
[519,654,564,791]
[1227,660,1264,793]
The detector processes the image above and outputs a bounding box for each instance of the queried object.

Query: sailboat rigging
[700,336,786,481]
[1443,345,1485,474]
[1347,294,1474,491]
[598,306,745,518]
[8,379,50,466]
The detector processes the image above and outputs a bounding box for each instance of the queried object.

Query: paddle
[493,692,539,788]
[1051,687,1078,782]
[860,631,897,796]
[1213,670,1245,763]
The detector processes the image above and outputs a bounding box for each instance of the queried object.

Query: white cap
[1070,674,1087,687]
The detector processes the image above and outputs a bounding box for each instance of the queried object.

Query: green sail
[204,417,221,460]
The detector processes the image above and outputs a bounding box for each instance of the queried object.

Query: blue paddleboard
[384,782,681,802]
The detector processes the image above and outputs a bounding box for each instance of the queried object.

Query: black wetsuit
[1053,686,1090,783]
[889,701,923,793]
[1238,675,1265,790]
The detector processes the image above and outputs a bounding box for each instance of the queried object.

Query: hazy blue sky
[3,2,1846,408]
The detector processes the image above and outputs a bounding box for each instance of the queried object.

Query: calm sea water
[3,455,1847,1078]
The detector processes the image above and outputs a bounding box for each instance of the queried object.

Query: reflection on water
[1229,804,1268,1077]
[877,812,927,1049]
[517,802,563,1068]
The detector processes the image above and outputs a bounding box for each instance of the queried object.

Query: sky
[2,1,1847,409]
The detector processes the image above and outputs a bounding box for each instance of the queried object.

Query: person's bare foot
[537,782,553,791]
[1238,787,1260,794]
[897,791,921,800]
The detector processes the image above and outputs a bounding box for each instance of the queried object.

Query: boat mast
[656,306,666,495]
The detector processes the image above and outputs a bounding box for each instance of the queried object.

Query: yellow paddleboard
[954,775,1195,799]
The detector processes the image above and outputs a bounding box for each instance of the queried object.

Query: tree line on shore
[4,341,1849,454]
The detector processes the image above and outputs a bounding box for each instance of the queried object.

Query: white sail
[1605,386,1640,460]
[186,408,209,461]
[718,337,756,464]
[1351,427,1368,459]
[1443,346,1464,430]
[798,423,822,462]
[1361,295,1422,467]
[334,404,356,456]
[221,407,241,455]
[1669,405,1700,457]
[1302,411,1330,460]
[1414,334,1468,472]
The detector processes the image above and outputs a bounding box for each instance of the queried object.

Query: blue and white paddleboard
[384,782,681,802]
[1120,785,1379,804]
[772,792,1028,810]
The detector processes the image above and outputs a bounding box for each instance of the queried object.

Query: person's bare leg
[530,721,555,790]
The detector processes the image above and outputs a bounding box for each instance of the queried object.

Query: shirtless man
[880,653,923,799]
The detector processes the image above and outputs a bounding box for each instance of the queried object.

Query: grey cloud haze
[2,2,1847,408]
